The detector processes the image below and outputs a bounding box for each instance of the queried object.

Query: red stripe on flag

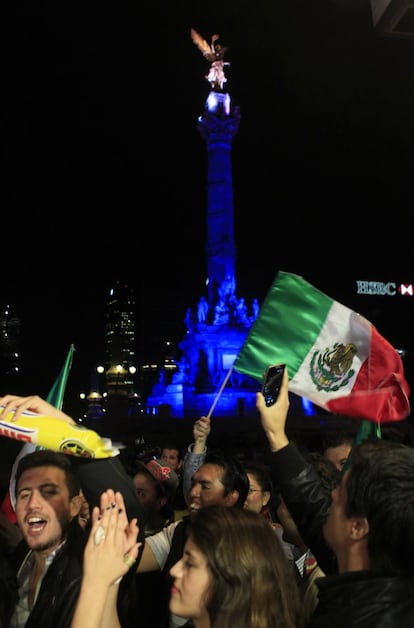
[326,326,410,423]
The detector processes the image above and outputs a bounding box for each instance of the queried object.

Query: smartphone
[261,363,286,407]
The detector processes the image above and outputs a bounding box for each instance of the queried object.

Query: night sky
[2,1,414,400]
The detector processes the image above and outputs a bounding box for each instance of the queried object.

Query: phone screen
[261,364,286,407]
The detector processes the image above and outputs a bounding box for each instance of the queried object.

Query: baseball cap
[145,458,179,502]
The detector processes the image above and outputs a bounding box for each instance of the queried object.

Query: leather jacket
[269,442,337,575]
[11,522,85,628]
[308,570,414,627]
[12,524,138,628]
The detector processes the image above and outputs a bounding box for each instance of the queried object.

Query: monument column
[197,100,241,306]
[191,28,241,308]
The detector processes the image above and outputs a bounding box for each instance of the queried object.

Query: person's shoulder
[146,519,182,545]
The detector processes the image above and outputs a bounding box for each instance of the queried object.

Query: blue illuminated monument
[147,30,310,419]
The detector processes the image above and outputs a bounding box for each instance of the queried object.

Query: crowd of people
[1,367,414,627]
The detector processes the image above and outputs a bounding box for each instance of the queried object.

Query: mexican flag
[234,271,410,423]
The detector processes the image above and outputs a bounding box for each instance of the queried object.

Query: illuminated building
[0,304,21,380]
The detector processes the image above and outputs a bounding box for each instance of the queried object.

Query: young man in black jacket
[256,367,414,627]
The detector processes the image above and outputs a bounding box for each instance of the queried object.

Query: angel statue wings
[191,27,230,91]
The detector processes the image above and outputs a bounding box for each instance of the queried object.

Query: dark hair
[160,442,184,461]
[244,460,281,514]
[306,451,341,493]
[244,461,274,493]
[321,431,354,453]
[346,439,414,576]
[185,505,300,627]
[204,451,249,506]
[15,450,81,499]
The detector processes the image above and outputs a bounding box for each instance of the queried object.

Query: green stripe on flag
[234,271,333,381]
[46,344,75,409]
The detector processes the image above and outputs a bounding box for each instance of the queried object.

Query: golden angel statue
[190,27,230,91]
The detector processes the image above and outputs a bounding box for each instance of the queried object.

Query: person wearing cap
[131,459,179,537]
[131,459,181,627]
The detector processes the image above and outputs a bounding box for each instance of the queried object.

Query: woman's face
[244,472,270,513]
[170,537,212,626]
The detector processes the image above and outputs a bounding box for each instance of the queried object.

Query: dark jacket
[12,524,140,628]
[12,522,86,628]
[0,544,18,628]
[269,443,337,575]
[308,570,414,627]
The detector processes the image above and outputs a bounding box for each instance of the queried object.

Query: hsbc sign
[356,282,414,296]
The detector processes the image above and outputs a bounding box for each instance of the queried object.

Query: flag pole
[206,366,234,420]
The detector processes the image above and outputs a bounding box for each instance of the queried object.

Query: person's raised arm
[256,368,290,452]
[135,538,162,573]
[182,416,211,502]
[257,368,336,574]
[192,416,211,454]
[71,489,140,628]
[0,394,76,424]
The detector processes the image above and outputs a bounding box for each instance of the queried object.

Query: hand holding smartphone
[261,363,286,407]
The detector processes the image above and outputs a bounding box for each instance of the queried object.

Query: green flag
[46,344,75,409]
